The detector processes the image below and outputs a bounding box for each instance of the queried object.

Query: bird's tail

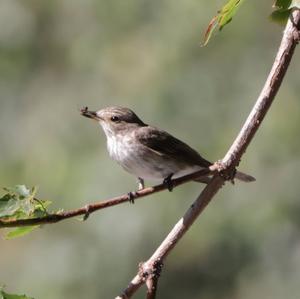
[235,171,256,182]
[194,170,255,184]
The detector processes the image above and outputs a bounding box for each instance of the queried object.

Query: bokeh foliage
[0,0,300,298]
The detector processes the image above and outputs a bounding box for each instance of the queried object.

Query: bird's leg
[163,173,174,192]
[137,177,145,190]
[128,178,144,204]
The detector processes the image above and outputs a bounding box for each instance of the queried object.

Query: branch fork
[116,9,300,298]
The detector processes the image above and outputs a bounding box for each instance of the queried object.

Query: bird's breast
[106,133,161,179]
[105,133,202,180]
[106,134,135,163]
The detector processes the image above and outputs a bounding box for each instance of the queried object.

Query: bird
[80,106,255,192]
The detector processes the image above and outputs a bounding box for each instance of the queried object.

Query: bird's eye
[111,116,120,122]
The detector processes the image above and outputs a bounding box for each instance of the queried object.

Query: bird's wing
[135,126,212,168]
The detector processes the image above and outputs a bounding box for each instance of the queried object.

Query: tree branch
[146,278,158,299]
[0,168,212,228]
[116,9,300,299]
[145,260,163,299]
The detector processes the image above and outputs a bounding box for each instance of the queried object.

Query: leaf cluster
[203,0,300,45]
[0,185,51,239]
[0,286,33,299]
[271,0,300,23]
[203,0,245,46]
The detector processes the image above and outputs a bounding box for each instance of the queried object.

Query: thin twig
[116,175,224,299]
[0,168,212,228]
[116,9,300,299]
[222,8,300,168]
[146,277,158,299]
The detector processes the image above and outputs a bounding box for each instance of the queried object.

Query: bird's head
[81,106,146,137]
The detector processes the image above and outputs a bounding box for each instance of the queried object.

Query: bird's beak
[80,107,102,121]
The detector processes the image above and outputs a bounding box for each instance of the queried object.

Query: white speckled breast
[104,131,202,181]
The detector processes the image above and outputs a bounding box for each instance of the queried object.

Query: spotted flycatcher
[81,106,255,190]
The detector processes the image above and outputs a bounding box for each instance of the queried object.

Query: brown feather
[135,126,212,168]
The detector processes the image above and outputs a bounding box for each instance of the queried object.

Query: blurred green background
[1,0,300,298]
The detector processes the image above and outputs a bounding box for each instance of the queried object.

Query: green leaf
[3,185,31,199]
[32,200,51,217]
[271,0,299,24]
[14,185,30,198]
[0,199,22,218]
[270,9,291,24]
[0,287,34,299]
[5,226,39,240]
[0,185,50,219]
[273,0,292,9]
[202,0,245,46]
[0,185,52,238]
[0,194,11,202]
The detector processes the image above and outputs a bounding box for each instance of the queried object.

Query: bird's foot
[163,174,174,192]
[214,160,236,184]
[127,191,137,204]
[128,179,144,204]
